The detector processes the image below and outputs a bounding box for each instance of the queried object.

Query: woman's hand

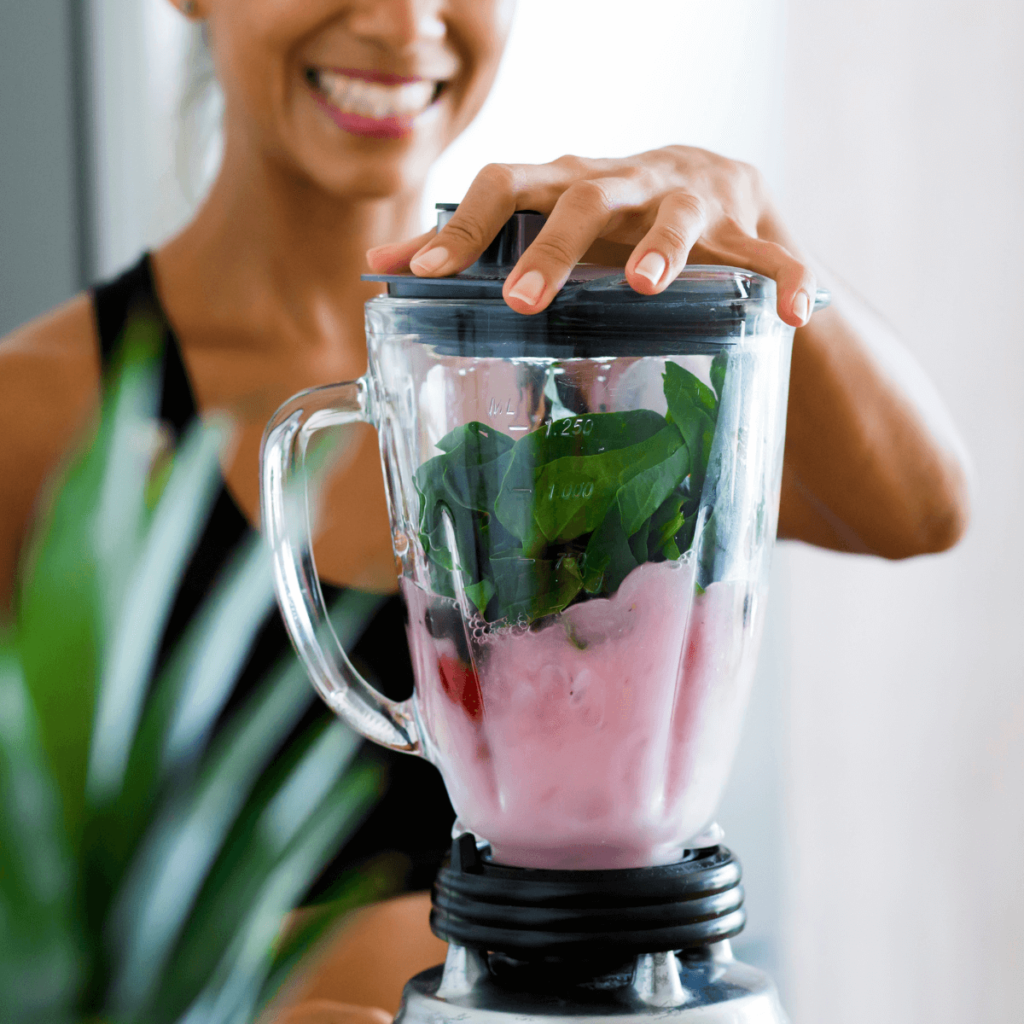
[366,146,816,326]
[368,146,970,557]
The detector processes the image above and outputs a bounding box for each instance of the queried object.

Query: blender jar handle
[260,378,421,755]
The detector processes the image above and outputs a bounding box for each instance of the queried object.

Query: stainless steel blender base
[394,942,789,1024]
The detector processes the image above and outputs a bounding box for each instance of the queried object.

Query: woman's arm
[368,147,971,557]
[778,277,970,556]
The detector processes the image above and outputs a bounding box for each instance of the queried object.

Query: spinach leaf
[439,423,515,513]
[616,444,690,538]
[629,524,650,565]
[580,510,639,596]
[648,488,687,561]
[464,578,496,617]
[436,421,515,459]
[528,424,684,544]
[663,362,718,487]
[489,554,584,623]
[493,410,665,542]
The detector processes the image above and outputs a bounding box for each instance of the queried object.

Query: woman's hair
[176,22,224,207]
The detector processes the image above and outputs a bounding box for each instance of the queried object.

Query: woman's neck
[158,134,424,355]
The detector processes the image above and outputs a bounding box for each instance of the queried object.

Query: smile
[306,68,445,138]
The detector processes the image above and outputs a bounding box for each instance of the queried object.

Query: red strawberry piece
[437,654,484,721]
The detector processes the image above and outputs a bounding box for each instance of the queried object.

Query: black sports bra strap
[90,253,198,435]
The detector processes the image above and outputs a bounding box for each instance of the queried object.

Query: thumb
[367,228,437,273]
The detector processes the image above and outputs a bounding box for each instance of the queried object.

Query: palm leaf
[15,322,160,848]
[87,413,227,805]
[0,643,80,1022]
[175,766,380,1024]
[256,855,404,1016]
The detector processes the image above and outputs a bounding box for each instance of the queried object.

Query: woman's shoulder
[0,291,101,425]
[0,291,102,436]
[0,292,103,609]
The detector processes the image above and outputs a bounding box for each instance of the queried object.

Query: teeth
[314,71,437,119]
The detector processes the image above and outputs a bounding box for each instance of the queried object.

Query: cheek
[208,0,319,134]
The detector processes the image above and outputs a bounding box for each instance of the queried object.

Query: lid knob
[436,203,546,270]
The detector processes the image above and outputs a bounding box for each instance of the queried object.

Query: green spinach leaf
[616,444,690,538]
[414,358,725,625]
[663,362,718,487]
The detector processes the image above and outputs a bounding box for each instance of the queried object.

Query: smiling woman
[0,0,971,1019]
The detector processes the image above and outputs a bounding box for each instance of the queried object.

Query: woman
[0,0,969,1018]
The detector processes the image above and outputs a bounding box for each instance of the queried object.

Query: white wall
[425,0,786,217]
[781,2,1024,1022]
[87,0,197,278]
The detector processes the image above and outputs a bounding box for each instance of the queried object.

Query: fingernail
[793,290,810,324]
[634,251,667,286]
[410,246,450,274]
[508,269,547,306]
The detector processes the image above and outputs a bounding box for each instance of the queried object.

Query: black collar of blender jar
[429,834,746,960]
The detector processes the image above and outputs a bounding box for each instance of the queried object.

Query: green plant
[0,320,388,1024]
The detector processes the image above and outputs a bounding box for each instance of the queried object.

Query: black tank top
[91,254,454,897]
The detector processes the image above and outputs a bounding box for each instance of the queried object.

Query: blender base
[395,942,788,1024]
[394,838,788,1024]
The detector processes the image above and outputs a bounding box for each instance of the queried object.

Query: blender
[261,205,828,1023]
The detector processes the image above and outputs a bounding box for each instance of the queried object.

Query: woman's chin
[282,128,446,205]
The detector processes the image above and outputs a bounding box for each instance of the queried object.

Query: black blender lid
[363,203,774,307]
[362,205,830,355]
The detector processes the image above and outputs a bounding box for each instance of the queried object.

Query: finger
[503,177,644,314]
[408,160,570,277]
[274,999,392,1024]
[366,228,436,273]
[623,190,708,296]
[710,227,817,327]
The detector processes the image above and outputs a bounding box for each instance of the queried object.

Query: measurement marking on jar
[545,417,595,438]
[508,425,529,432]
[549,481,595,500]
[488,397,516,417]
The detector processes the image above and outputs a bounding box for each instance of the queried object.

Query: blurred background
[1,1,1021,1021]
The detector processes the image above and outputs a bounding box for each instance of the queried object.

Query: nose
[346,0,446,49]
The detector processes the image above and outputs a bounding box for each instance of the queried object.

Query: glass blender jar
[261,207,812,873]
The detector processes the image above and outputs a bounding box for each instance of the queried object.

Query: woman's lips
[307,67,444,140]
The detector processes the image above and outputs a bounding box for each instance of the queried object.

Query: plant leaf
[616,444,690,538]
[581,510,639,595]
[464,578,496,616]
[107,657,314,1016]
[256,857,401,1016]
[15,327,161,850]
[663,361,718,487]
[0,643,81,1021]
[158,765,380,1024]
[87,415,228,805]
[530,425,684,544]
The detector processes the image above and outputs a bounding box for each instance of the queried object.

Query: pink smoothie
[403,559,764,870]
